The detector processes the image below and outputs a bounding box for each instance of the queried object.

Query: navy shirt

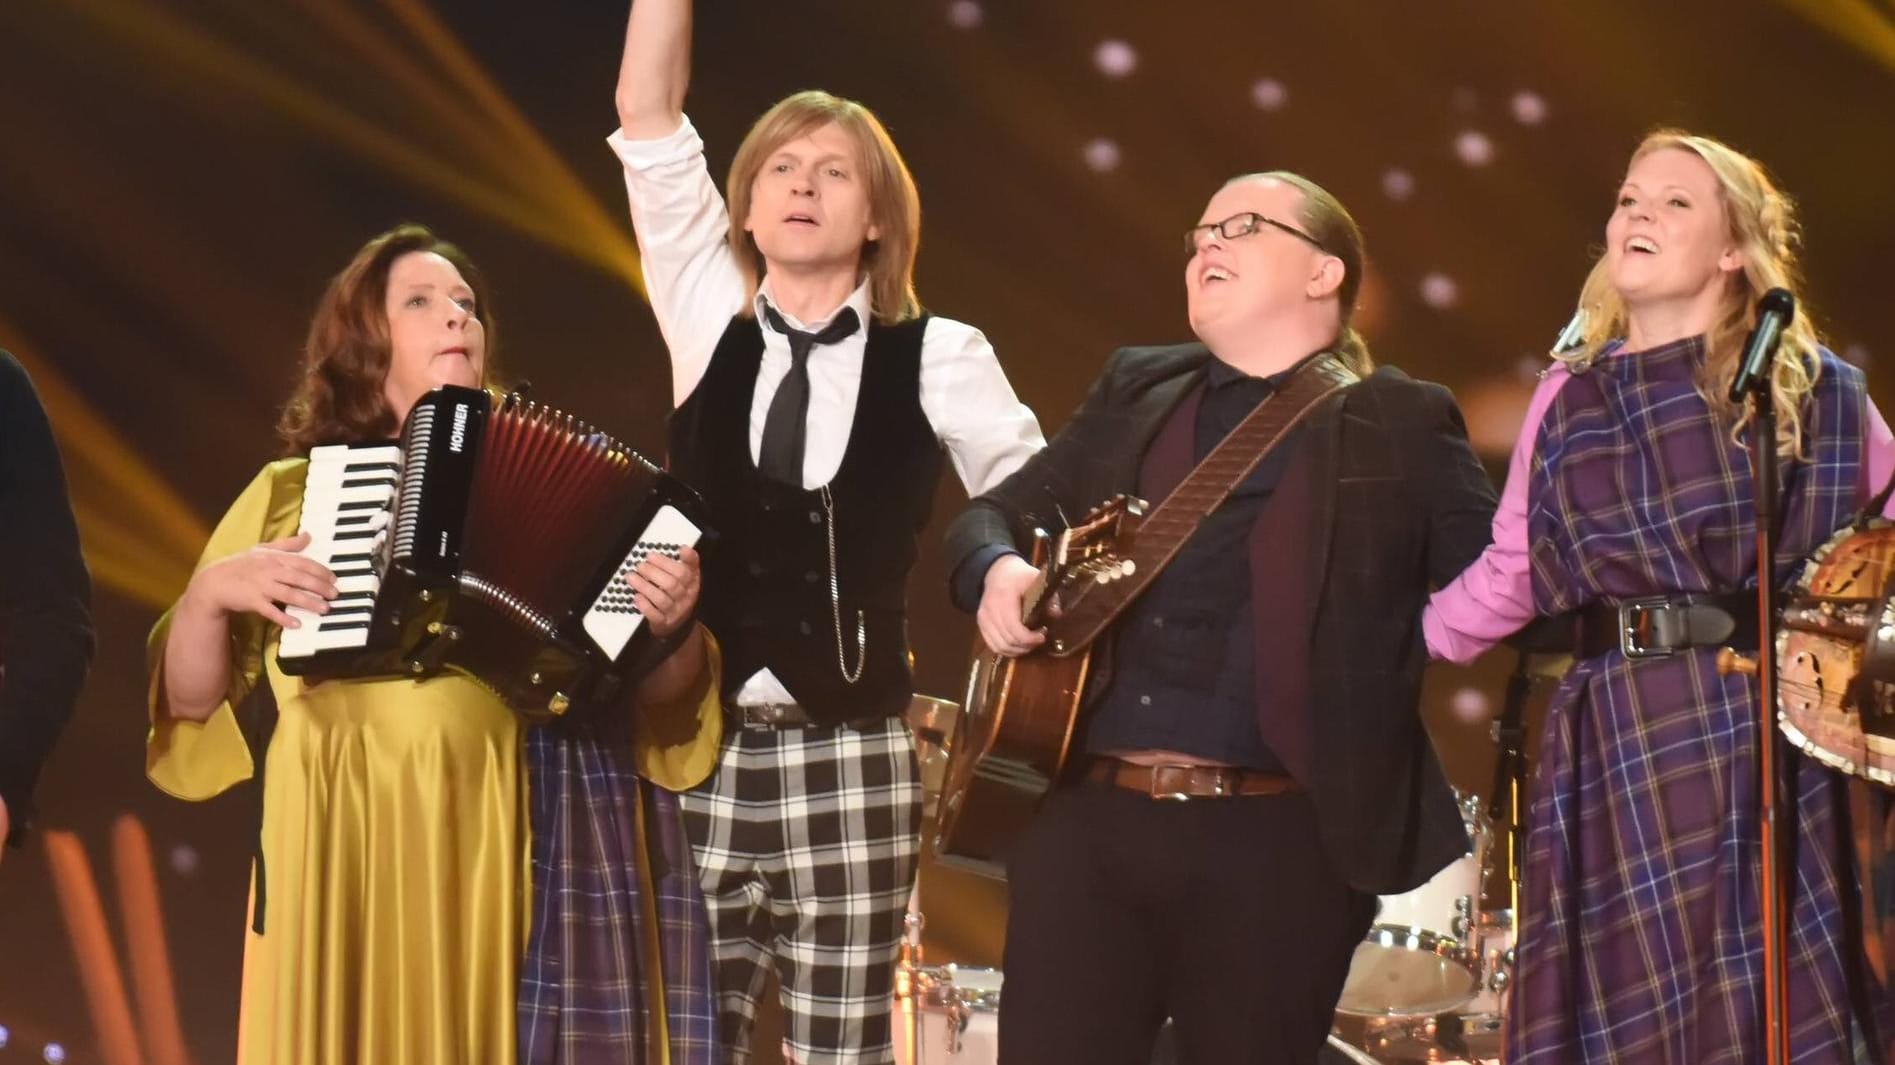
[1083,357,1304,769]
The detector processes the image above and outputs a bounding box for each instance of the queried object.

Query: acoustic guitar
[931,496,1145,878]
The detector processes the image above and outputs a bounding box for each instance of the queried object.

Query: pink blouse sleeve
[1422,367,1573,664]
[1867,398,1895,516]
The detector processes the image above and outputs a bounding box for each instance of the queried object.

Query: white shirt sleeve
[918,317,1047,497]
[608,116,751,407]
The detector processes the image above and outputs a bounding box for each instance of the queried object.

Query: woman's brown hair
[277,223,496,453]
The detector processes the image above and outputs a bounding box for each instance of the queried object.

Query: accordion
[277,384,709,718]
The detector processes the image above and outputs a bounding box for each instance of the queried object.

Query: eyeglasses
[1183,211,1326,258]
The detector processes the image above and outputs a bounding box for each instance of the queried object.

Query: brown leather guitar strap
[1046,351,1360,654]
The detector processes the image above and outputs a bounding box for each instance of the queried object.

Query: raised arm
[609,0,748,405]
[615,0,692,139]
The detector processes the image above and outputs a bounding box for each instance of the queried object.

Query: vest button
[804,571,820,584]
[747,561,765,577]
[808,510,823,524]
[798,621,813,636]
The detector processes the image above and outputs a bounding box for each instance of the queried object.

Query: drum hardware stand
[1730,288,1797,1065]
[897,882,925,1064]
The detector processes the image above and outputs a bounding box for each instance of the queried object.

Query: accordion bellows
[280,385,709,718]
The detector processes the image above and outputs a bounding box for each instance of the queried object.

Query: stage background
[1,2,1891,1061]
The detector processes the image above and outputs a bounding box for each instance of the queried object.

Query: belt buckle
[737,703,790,729]
[1144,765,1190,799]
[1618,596,1678,659]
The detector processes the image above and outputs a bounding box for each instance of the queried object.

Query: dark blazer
[0,351,93,847]
[945,343,1496,894]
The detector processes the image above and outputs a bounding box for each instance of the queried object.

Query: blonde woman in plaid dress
[1426,131,1895,1063]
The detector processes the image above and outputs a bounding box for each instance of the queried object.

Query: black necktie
[758,304,861,485]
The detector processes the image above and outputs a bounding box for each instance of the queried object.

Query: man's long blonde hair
[725,90,922,325]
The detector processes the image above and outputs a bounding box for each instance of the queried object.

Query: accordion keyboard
[280,443,402,660]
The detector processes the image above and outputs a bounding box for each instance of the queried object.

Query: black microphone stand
[1735,344,1791,1065]
[1488,658,1530,917]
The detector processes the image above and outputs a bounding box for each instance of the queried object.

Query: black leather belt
[727,701,814,728]
[1574,591,1758,660]
[725,702,909,730]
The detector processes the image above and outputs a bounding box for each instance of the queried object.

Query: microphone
[1551,307,1588,354]
[1727,288,1796,403]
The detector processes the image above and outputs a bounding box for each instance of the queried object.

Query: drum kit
[893,639,1556,1065]
[1332,792,1512,1064]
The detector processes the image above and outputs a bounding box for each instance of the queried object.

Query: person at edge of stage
[0,349,94,866]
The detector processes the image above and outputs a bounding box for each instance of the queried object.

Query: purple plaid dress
[518,720,722,1065]
[1509,335,1879,1063]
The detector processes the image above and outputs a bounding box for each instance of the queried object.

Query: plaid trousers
[679,715,921,1065]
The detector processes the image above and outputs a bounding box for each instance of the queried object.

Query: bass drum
[1335,793,1487,1017]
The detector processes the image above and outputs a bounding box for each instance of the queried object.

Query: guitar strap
[1046,351,1360,654]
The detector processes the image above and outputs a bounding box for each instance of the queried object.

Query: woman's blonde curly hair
[1556,129,1822,457]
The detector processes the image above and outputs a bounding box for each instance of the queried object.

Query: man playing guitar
[944,172,1495,1065]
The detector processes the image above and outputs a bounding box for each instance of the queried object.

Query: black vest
[668,312,943,724]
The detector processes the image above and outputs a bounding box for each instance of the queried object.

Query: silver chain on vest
[819,484,867,684]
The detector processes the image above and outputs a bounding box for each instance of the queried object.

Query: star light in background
[1093,39,1137,78]
[1454,130,1496,167]
[1511,90,1549,125]
[1250,77,1288,111]
[1450,687,1492,724]
[1421,273,1461,310]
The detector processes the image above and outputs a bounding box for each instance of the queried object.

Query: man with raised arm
[610,3,1043,1061]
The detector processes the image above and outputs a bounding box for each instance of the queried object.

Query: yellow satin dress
[146,458,722,1065]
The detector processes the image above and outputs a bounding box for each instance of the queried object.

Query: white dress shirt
[610,116,1045,706]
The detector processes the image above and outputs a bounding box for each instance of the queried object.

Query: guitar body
[932,635,1091,879]
[932,503,1142,879]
